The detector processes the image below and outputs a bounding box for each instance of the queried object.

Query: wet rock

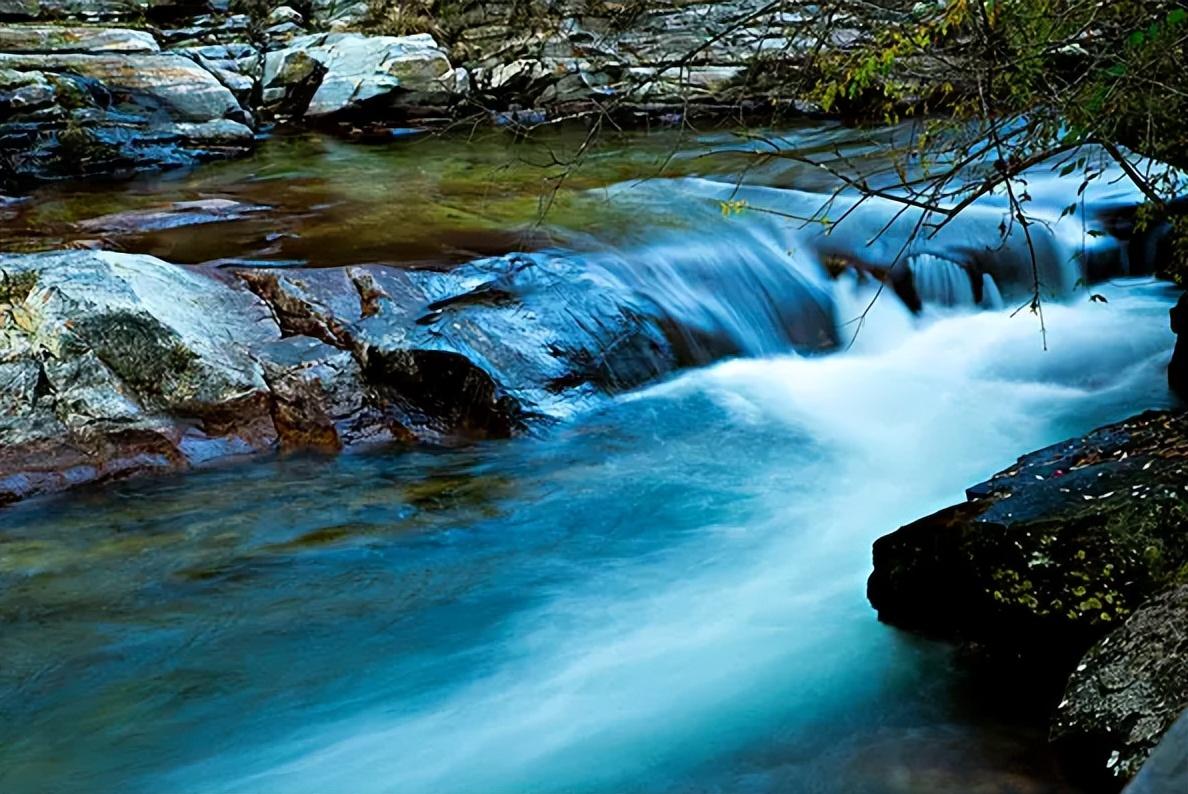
[75,198,268,234]
[236,254,675,439]
[1053,585,1188,784]
[258,334,397,451]
[0,250,278,503]
[262,32,466,118]
[1123,707,1188,794]
[868,410,1188,669]
[1169,292,1188,400]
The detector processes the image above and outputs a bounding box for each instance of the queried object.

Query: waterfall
[907,254,977,308]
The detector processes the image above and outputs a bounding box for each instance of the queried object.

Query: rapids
[0,123,1179,794]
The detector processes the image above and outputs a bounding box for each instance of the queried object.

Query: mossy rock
[868,410,1188,669]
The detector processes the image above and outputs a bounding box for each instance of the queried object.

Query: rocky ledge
[868,408,1188,790]
[0,248,689,503]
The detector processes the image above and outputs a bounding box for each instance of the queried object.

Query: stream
[0,122,1179,794]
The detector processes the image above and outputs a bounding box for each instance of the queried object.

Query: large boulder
[868,410,1188,669]
[1054,585,1188,784]
[261,32,468,118]
[0,248,686,502]
[867,409,1188,788]
[0,250,278,502]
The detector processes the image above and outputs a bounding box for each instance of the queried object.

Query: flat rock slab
[0,24,159,53]
[0,51,242,121]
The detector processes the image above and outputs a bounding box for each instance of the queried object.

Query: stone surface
[1054,586,1188,783]
[262,32,465,118]
[1124,707,1188,794]
[0,25,158,53]
[868,410,1188,667]
[0,248,687,502]
[0,250,277,502]
[0,51,243,121]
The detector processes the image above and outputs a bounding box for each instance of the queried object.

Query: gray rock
[0,0,145,20]
[0,51,243,121]
[262,32,464,117]
[0,250,279,502]
[1125,708,1188,794]
[265,4,303,26]
[0,25,159,54]
[1054,585,1188,783]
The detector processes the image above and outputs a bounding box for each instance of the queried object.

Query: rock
[308,0,368,30]
[1169,292,1188,400]
[265,4,303,26]
[75,198,268,234]
[0,250,278,503]
[1124,707,1188,794]
[0,0,145,20]
[258,334,396,451]
[0,52,244,121]
[868,410,1188,669]
[261,32,465,117]
[1053,585,1188,784]
[235,254,675,438]
[0,25,159,54]
[0,246,687,501]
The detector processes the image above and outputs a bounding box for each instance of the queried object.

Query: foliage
[810,0,1188,280]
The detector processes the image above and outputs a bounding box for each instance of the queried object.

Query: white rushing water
[0,132,1179,794]
[169,276,1176,794]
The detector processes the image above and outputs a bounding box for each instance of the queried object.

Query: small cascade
[907,254,977,308]
[583,225,838,363]
[981,274,1004,309]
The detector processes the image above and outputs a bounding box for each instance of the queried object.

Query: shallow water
[0,124,1180,793]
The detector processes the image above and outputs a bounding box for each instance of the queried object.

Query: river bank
[0,0,904,186]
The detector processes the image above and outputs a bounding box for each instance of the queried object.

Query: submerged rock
[75,198,268,234]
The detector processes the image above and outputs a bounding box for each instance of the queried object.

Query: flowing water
[0,123,1180,794]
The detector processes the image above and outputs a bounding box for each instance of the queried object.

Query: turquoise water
[0,126,1180,793]
[0,277,1176,793]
